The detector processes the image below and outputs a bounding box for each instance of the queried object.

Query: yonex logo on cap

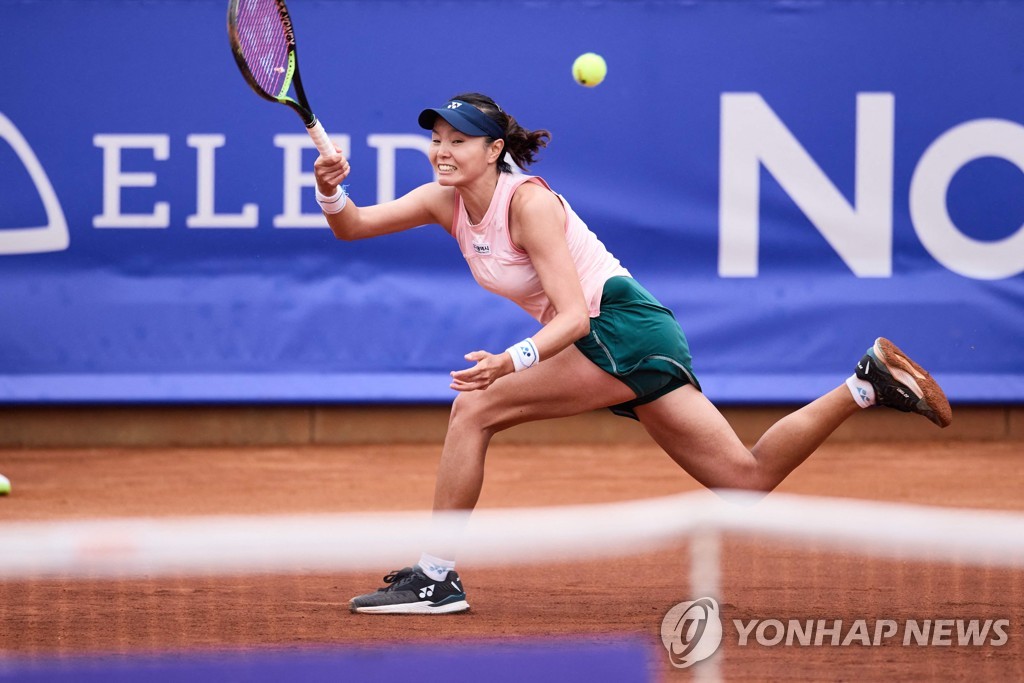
[420,99,505,140]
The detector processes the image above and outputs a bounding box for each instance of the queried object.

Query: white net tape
[3,490,1024,579]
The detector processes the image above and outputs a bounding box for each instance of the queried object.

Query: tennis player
[313,93,952,615]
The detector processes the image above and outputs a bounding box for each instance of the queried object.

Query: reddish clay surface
[1,440,1021,681]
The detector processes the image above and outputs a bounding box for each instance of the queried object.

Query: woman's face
[429,119,503,186]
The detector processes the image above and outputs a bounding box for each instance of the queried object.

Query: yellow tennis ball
[572,52,607,88]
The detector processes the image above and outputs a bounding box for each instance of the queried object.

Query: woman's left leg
[433,343,637,512]
[349,345,636,614]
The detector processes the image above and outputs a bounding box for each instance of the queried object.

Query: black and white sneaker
[856,337,952,428]
[349,566,470,614]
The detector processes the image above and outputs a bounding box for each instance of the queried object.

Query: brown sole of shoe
[875,338,953,428]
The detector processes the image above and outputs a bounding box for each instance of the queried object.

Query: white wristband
[316,185,348,214]
[506,337,539,372]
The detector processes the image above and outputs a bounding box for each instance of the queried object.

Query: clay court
[1,405,1021,681]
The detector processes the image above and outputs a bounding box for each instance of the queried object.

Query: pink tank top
[451,173,630,323]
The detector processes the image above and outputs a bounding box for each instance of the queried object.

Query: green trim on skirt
[574,276,700,420]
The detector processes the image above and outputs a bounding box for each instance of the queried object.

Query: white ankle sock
[846,374,876,408]
[417,552,455,581]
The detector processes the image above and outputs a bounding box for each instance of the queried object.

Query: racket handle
[307,118,335,157]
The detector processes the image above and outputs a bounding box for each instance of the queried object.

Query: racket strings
[234,0,291,97]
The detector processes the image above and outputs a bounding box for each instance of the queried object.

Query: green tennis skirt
[574,276,700,420]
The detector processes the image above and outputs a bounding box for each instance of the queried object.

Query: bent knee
[689,454,780,494]
[719,463,782,494]
[449,390,532,436]
[448,391,499,436]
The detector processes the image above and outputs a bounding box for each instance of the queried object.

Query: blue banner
[1,0,1022,404]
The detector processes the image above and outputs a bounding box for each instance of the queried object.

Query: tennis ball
[572,52,607,88]
[0,474,10,496]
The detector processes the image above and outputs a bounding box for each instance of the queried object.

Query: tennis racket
[227,0,334,157]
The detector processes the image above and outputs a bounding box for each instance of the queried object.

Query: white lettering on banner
[93,134,170,228]
[0,112,69,254]
[367,134,433,203]
[186,134,258,228]
[719,92,895,277]
[5,104,1015,278]
[272,133,351,228]
[909,119,1024,279]
[273,133,321,228]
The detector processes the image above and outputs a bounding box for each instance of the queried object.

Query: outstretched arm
[314,145,453,241]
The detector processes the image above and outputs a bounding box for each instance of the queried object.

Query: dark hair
[451,92,550,173]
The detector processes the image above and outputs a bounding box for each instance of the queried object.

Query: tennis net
[1,491,1022,681]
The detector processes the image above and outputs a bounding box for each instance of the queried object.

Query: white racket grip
[307,118,335,157]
